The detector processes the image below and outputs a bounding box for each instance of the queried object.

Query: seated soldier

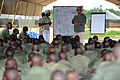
[9,39,16,48]
[3,69,20,80]
[48,46,56,54]
[22,54,52,80]
[93,36,98,43]
[55,34,64,45]
[10,28,19,40]
[5,58,17,70]
[44,53,71,73]
[94,42,102,58]
[4,47,15,59]
[51,70,66,80]
[88,38,95,44]
[61,44,69,53]
[0,39,7,59]
[32,44,43,55]
[103,36,110,42]
[15,39,22,46]
[0,22,12,40]
[39,37,50,54]
[15,46,27,64]
[102,41,110,48]
[66,71,79,80]
[19,52,35,75]
[4,47,21,66]
[0,58,17,80]
[19,26,28,40]
[69,48,89,76]
[83,43,97,63]
[58,52,73,69]
[51,38,61,54]
[109,40,118,48]
[91,49,113,70]
[92,44,120,80]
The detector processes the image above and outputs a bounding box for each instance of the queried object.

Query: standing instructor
[72,6,86,44]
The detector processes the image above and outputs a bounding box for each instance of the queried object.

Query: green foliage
[49,5,120,21]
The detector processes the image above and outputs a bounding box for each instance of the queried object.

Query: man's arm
[72,16,80,25]
[80,14,86,26]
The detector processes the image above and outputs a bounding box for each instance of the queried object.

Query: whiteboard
[90,13,106,34]
[53,6,79,36]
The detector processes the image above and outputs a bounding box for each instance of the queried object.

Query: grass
[85,30,120,40]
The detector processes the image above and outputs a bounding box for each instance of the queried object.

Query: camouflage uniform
[69,54,89,76]
[83,50,98,64]
[43,62,72,73]
[0,28,9,39]
[19,31,27,40]
[22,66,52,80]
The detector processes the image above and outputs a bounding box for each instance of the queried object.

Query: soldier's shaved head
[9,39,16,47]
[102,53,112,61]
[59,52,67,61]
[48,46,56,54]
[74,48,83,56]
[113,43,120,59]
[31,54,43,67]
[3,69,20,80]
[5,58,17,70]
[5,48,15,58]
[47,53,58,63]
[51,70,66,80]
[61,44,68,52]
[66,71,79,80]
[84,43,93,50]
[28,52,35,62]
[32,44,40,52]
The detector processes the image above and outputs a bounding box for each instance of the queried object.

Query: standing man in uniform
[39,12,46,35]
[72,6,86,44]
[39,10,52,43]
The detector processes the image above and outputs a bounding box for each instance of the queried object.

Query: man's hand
[74,21,80,25]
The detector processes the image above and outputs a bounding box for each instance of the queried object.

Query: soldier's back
[43,62,72,73]
[22,66,52,80]
[58,60,73,69]
[83,50,98,63]
[92,59,120,80]
[69,54,89,76]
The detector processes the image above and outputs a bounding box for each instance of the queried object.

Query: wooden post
[30,16,34,31]
[12,0,19,26]
[22,2,29,27]
[0,0,5,15]
[30,4,36,32]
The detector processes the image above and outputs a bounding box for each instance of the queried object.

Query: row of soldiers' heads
[3,39,120,65]
[3,68,79,80]
[87,36,120,49]
[3,43,83,62]
[3,49,80,80]
[3,43,120,80]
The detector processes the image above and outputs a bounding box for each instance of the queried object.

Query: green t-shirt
[72,13,86,32]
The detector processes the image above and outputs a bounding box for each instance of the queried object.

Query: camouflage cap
[76,6,83,11]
